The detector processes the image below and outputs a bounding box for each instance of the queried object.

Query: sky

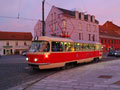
[0,0,120,36]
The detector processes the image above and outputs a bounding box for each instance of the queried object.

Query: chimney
[91,15,95,23]
[75,11,79,19]
[80,12,84,20]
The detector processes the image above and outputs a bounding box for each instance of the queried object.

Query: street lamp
[42,0,45,36]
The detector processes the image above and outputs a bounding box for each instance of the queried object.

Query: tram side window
[43,42,50,52]
[82,44,91,51]
[91,44,94,51]
[89,44,93,51]
[99,44,102,51]
[96,44,102,51]
[74,43,81,51]
[52,41,64,52]
[86,44,90,51]
[93,44,96,51]
[74,43,79,51]
[29,41,50,52]
[64,42,74,51]
[82,44,87,51]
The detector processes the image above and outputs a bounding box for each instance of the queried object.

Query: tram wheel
[93,58,99,63]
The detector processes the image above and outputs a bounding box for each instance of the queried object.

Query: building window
[87,24,91,31]
[6,42,9,46]
[105,40,107,44]
[112,40,113,44]
[79,33,82,40]
[101,39,103,44]
[93,25,96,32]
[51,13,53,22]
[106,48,107,51]
[79,23,82,30]
[16,42,18,46]
[88,34,91,41]
[3,49,5,54]
[108,40,110,44]
[54,12,56,21]
[24,42,27,46]
[54,23,56,31]
[62,20,67,29]
[93,34,95,41]
[51,13,54,31]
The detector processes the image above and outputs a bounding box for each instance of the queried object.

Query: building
[99,21,120,52]
[0,31,32,55]
[34,20,42,38]
[34,6,99,42]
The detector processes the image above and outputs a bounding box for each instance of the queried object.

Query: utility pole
[42,0,45,36]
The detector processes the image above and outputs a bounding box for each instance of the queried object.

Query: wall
[0,40,32,55]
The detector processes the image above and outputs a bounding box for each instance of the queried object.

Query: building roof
[57,7,75,18]
[99,21,120,38]
[56,6,99,24]
[0,31,32,40]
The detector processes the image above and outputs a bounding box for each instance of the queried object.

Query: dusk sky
[0,0,120,36]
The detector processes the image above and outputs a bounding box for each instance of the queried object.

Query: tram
[26,36,102,69]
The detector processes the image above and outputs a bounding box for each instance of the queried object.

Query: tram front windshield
[29,41,50,52]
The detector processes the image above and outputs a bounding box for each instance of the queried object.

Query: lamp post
[42,0,45,36]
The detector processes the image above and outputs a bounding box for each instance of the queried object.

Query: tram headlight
[44,54,49,58]
[45,54,49,58]
[34,58,38,62]
[26,58,29,61]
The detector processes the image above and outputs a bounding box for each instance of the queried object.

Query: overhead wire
[0,0,53,22]
[0,0,41,21]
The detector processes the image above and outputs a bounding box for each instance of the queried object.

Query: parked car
[115,50,120,57]
[21,51,28,56]
[108,50,116,56]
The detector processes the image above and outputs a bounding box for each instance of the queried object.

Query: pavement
[8,56,120,90]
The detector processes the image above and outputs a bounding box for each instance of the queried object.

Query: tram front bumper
[28,62,50,69]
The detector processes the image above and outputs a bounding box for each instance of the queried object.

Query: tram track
[0,55,119,90]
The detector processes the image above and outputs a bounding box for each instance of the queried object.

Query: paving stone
[60,84,74,88]
[30,85,45,89]
[74,85,89,89]
[106,88,120,90]
[89,87,106,90]
[58,87,74,90]
[44,86,58,90]
[23,59,120,90]
[93,84,109,88]
[109,85,120,88]
[26,88,44,90]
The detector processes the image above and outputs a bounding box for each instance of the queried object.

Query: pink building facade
[34,6,99,42]
[34,20,42,38]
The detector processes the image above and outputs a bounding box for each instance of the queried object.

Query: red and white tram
[26,36,102,69]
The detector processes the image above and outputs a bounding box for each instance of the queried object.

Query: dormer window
[79,23,82,30]
[62,20,67,29]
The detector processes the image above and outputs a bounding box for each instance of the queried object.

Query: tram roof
[73,40,101,44]
[37,36,73,42]
[36,36,101,44]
